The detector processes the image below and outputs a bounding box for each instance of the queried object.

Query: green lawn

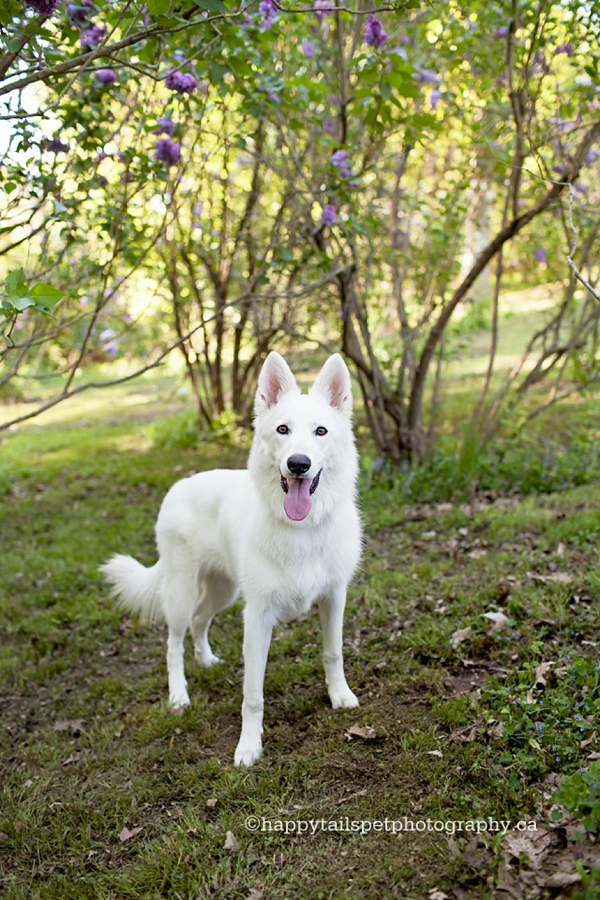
[1,370,599,899]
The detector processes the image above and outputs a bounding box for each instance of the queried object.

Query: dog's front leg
[234,607,273,767]
[320,587,359,709]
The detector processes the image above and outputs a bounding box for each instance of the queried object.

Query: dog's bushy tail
[100,554,163,623]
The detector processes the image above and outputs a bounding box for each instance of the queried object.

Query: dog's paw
[330,688,359,710]
[234,741,263,767]
[194,649,221,667]
[169,693,191,713]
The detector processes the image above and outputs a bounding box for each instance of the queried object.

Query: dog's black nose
[287,454,311,476]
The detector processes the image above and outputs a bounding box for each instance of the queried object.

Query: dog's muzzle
[280,466,322,522]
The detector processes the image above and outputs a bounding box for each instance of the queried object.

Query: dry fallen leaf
[527,571,573,585]
[346,725,377,741]
[486,719,504,740]
[581,731,597,749]
[450,627,471,648]
[533,660,553,686]
[118,826,142,843]
[502,825,555,870]
[545,872,582,889]
[61,754,78,767]
[206,798,218,808]
[224,830,237,851]
[482,611,510,630]
[427,750,443,758]
[53,719,85,735]
[527,660,554,704]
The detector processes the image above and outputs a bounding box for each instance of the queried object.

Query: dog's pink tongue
[284,478,312,521]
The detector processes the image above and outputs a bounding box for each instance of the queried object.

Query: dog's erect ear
[310,354,353,416]
[256,352,300,412]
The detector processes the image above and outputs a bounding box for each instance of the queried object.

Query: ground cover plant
[1,370,599,899]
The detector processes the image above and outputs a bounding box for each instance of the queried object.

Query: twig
[567,186,600,304]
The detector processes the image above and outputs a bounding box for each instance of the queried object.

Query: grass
[1,371,600,899]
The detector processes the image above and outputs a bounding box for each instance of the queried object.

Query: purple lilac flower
[314,0,334,22]
[24,0,60,14]
[413,65,441,85]
[164,70,198,94]
[532,49,551,75]
[534,248,548,264]
[321,204,337,226]
[154,137,181,167]
[302,40,316,59]
[259,0,278,28]
[364,13,388,48]
[96,69,117,85]
[331,148,352,178]
[103,339,119,357]
[495,25,509,38]
[323,118,335,135]
[154,116,176,136]
[47,137,70,153]
[388,44,408,61]
[430,89,441,108]
[82,24,107,51]
[67,1,92,25]
[331,149,349,166]
[555,42,574,57]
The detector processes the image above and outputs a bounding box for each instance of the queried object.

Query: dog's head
[248,352,358,524]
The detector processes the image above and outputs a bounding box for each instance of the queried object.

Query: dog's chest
[243,521,358,622]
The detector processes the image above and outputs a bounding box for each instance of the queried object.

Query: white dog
[101,352,361,766]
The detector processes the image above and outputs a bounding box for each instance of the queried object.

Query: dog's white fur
[101,352,361,766]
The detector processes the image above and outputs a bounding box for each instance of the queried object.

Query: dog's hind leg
[160,558,199,710]
[166,621,190,711]
[192,571,238,667]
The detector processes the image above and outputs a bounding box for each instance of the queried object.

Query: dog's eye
[276,424,289,435]
[315,426,328,436]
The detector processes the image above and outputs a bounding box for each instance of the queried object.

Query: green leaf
[5,268,27,296]
[210,61,229,82]
[10,296,36,312]
[192,0,226,11]
[379,80,392,101]
[29,283,64,306]
[146,0,171,14]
